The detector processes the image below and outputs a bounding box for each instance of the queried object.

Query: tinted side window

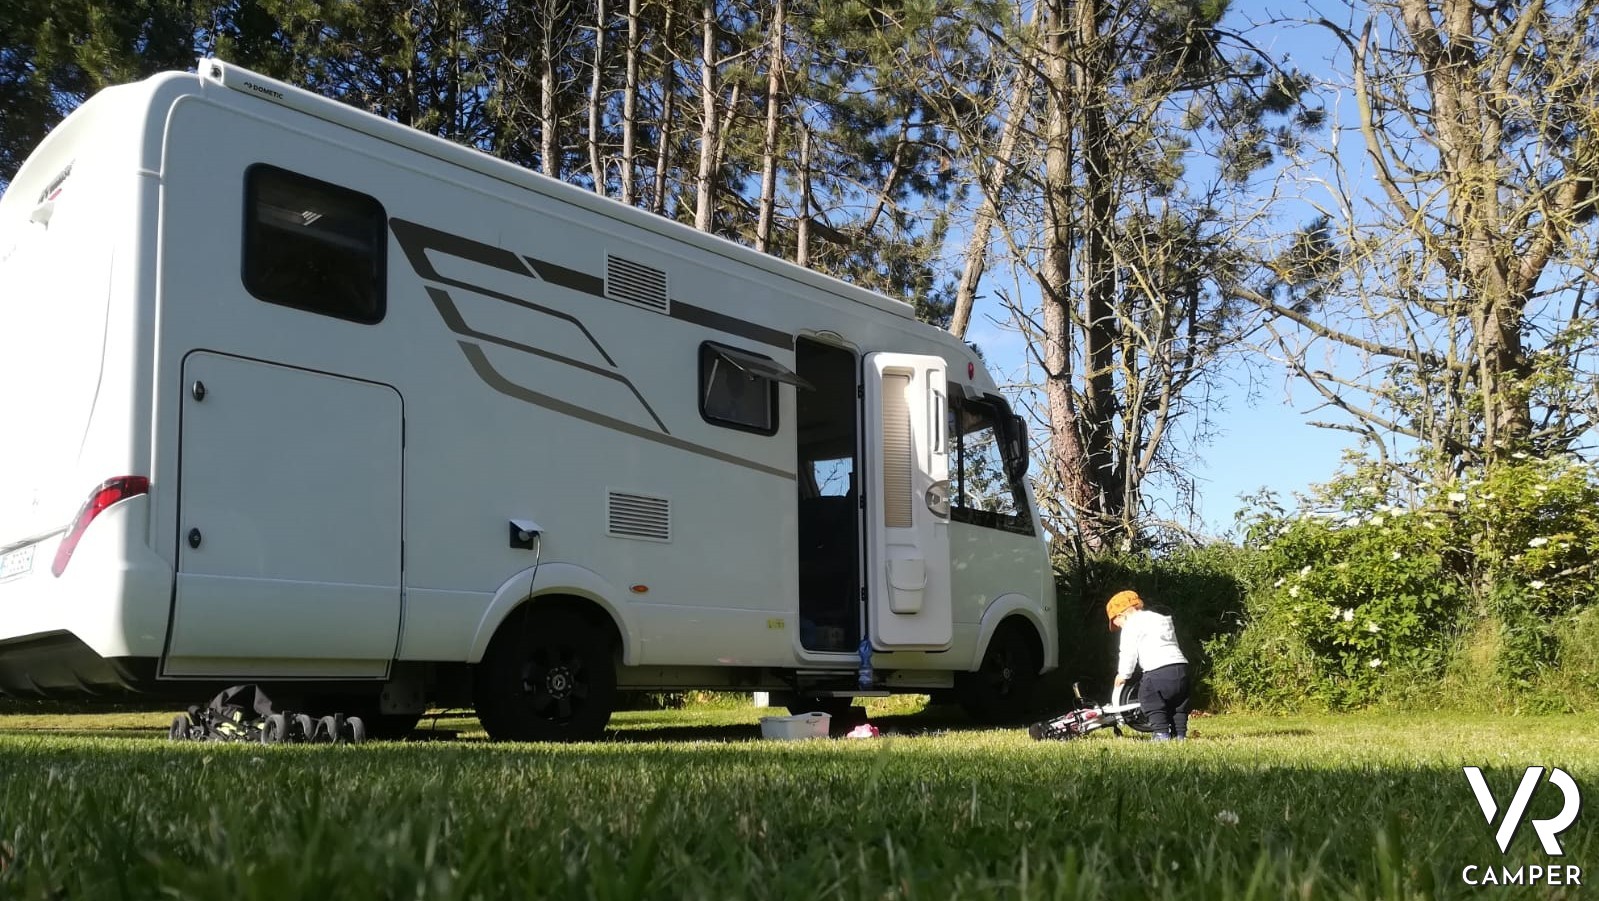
[243,165,386,324]
[948,392,1034,535]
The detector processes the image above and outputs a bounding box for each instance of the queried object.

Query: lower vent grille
[607,491,671,542]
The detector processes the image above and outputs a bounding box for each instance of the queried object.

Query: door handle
[188,528,202,549]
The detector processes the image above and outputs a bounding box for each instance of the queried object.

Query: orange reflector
[630,584,649,594]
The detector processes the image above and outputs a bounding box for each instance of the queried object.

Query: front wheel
[474,607,617,742]
[956,624,1040,724]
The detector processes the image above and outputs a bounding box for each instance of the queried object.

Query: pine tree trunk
[796,125,812,267]
[694,0,719,232]
[652,2,678,216]
[1071,0,1123,544]
[755,0,785,254]
[1039,0,1098,548]
[588,0,607,194]
[621,0,640,205]
[539,4,559,178]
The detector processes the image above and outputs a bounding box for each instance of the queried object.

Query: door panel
[165,352,402,677]
[863,353,951,650]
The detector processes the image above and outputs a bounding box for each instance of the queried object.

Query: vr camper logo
[1460,766,1583,887]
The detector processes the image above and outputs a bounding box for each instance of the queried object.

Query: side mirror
[1003,413,1030,480]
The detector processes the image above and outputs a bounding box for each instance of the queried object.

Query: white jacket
[1116,607,1187,679]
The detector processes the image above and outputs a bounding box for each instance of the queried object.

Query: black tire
[293,714,315,742]
[260,713,288,744]
[168,715,190,741]
[315,715,338,743]
[474,606,617,742]
[1118,674,1157,733]
[342,716,367,744]
[956,623,1041,724]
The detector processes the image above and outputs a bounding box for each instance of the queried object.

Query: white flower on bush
[1215,810,1240,827]
[1274,577,1286,588]
[1366,621,1380,633]
[1448,492,1467,502]
[1369,658,1383,668]
[1529,537,1550,547]
[1342,608,1355,622]
[1512,451,1529,460]
[1531,580,1546,589]
[1288,585,1301,598]
[1300,565,1313,576]
[1390,550,1401,560]
[1360,486,1378,496]
[1369,515,1385,526]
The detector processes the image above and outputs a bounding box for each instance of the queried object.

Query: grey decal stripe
[461,342,795,481]
[523,256,605,296]
[426,288,670,433]
[390,216,791,361]
[670,300,793,351]
[390,218,530,279]
[391,218,618,367]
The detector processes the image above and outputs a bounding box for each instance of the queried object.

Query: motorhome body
[0,61,1056,739]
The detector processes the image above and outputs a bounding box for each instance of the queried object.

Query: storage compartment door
[165,352,402,678]
[862,353,951,650]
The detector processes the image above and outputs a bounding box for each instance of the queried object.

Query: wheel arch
[971,594,1055,673]
[466,562,636,665]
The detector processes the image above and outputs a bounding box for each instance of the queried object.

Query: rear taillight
[51,476,149,577]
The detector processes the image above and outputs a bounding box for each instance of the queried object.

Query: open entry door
[863,353,952,650]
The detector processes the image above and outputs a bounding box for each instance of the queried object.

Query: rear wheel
[475,606,617,742]
[956,623,1040,724]
[1118,673,1157,733]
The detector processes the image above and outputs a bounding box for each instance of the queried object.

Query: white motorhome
[0,61,1056,739]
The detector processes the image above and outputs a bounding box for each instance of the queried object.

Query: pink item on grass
[845,723,880,739]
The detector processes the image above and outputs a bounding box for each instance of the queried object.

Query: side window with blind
[243,165,387,324]
[948,390,1033,535]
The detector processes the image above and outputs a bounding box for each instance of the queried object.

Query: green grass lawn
[0,702,1593,899]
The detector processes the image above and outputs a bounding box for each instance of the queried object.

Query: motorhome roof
[199,58,921,324]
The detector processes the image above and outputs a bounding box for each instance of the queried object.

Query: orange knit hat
[1105,590,1143,631]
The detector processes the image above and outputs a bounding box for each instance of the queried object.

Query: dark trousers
[1140,663,1191,737]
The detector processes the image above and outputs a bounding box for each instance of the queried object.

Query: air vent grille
[606,256,669,313]
[607,491,671,542]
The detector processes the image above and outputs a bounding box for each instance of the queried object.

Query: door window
[949,392,1034,534]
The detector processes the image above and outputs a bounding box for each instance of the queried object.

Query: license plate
[0,545,35,581]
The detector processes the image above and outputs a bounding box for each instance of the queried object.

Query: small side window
[243,165,386,324]
[699,342,805,435]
